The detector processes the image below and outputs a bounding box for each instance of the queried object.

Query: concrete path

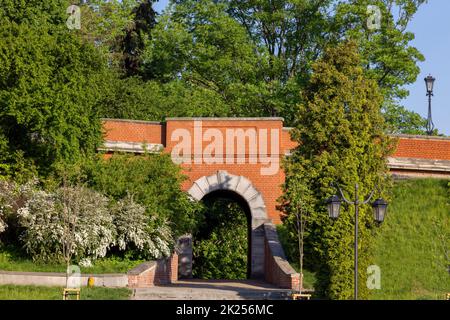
[131,279,293,300]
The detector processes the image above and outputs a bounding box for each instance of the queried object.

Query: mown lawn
[0,285,131,300]
[0,247,144,274]
[371,178,449,300]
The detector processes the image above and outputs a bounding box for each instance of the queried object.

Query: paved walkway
[131,279,293,300]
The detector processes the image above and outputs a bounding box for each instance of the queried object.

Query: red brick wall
[103,119,164,144]
[264,224,300,290]
[102,119,450,226]
[393,135,450,160]
[165,119,286,224]
[128,253,178,288]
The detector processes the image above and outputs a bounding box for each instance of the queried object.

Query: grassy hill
[371,178,449,300]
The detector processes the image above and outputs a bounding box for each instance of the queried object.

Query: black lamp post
[325,183,388,300]
[425,75,435,135]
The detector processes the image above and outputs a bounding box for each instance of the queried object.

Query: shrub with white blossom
[17,186,115,263]
[0,181,11,234]
[0,179,37,235]
[112,195,172,259]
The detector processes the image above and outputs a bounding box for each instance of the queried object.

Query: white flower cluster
[16,186,115,262]
[2,181,174,263]
[112,195,172,259]
[0,180,14,234]
[0,179,37,235]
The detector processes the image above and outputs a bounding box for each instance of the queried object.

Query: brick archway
[101,117,450,289]
[187,170,268,279]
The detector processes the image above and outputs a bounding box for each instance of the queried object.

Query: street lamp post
[326,183,388,300]
[425,75,436,135]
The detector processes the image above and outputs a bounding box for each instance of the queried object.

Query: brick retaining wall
[263,223,300,290]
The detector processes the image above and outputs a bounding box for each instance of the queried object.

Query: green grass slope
[372,178,449,300]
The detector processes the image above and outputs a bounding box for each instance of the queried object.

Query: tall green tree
[334,0,427,133]
[160,0,427,132]
[0,0,110,176]
[282,41,394,299]
[121,0,158,76]
[80,0,158,75]
[142,0,271,117]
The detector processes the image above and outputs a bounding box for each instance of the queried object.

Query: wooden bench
[63,288,80,300]
[292,293,312,300]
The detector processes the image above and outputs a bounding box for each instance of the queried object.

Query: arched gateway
[187,170,268,278]
[101,117,450,289]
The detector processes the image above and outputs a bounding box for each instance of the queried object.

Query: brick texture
[393,135,450,160]
[103,118,449,287]
[102,118,450,226]
[128,253,178,288]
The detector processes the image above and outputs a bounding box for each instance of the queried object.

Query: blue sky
[153,0,449,135]
[403,0,450,135]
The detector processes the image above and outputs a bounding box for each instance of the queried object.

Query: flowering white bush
[17,186,115,263]
[0,179,37,235]
[0,181,10,233]
[112,195,172,259]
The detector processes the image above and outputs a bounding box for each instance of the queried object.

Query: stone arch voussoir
[187,170,268,222]
[187,170,269,279]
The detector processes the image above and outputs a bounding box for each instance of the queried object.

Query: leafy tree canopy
[282,41,394,299]
[0,4,110,177]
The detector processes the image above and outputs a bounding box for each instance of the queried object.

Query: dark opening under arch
[196,190,252,279]
[187,171,269,279]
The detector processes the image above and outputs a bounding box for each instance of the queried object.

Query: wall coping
[390,134,450,141]
[281,130,450,141]
[166,117,284,121]
[263,223,299,276]
[99,141,164,154]
[100,119,449,142]
[387,157,450,172]
[127,262,157,276]
[101,118,163,125]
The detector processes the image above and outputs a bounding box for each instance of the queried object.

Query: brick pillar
[170,252,178,283]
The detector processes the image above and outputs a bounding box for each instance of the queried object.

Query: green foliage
[333,0,427,134]
[334,0,425,101]
[0,245,143,274]
[79,0,157,75]
[382,101,428,135]
[0,4,109,176]
[193,198,248,280]
[0,0,429,177]
[142,0,270,118]
[139,0,426,130]
[99,77,231,121]
[282,42,393,299]
[82,153,201,237]
[372,179,450,300]
[0,0,69,25]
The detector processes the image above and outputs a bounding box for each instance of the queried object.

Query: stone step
[131,288,292,300]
